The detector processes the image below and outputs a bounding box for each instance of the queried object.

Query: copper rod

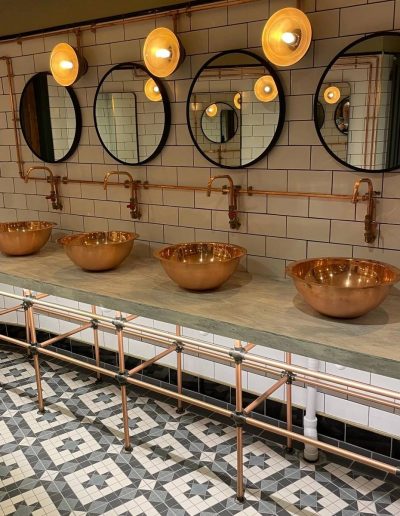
[286,352,293,451]
[0,0,257,45]
[244,342,256,352]
[244,376,287,414]
[128,345,176,376]
[39,346,115,378]
[116,311,132,451]
[176,325,184,414]
[26,299,44,413]
[0,332,30,348]
[234,340,244,502]
[92,306,101,380]
[0,303,23,316]
[40,322,93,348]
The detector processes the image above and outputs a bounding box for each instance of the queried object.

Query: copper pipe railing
[0,289,398,492]
[40,322,93,348]
[127,345,176,376]
[244,375,288,415]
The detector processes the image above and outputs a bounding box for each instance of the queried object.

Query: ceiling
[0,0,206,39]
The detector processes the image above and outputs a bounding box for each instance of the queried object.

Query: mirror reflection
[315,33,400,172]
[94,63,169,165]
[20,72,81,163]
[188,50,284,168]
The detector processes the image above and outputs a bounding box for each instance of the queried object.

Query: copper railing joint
[29,342,39,355]
[112,317,126,330]
[91,319,99,330]
[116,372,128,386]
[231,410,246,427]
[22,299,33,311]
[229,348,246,363]
[174,340,184,353]
[283,371,295,384]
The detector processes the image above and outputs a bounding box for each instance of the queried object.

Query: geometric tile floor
[0,347,399,515]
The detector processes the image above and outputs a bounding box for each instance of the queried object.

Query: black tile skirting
[1,321,399,468]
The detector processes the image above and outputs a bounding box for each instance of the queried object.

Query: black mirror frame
[93,62,171,166]
[186,49,285,170]
[200,101,239,144]
[19,71,82,163]
[314,30,400,173]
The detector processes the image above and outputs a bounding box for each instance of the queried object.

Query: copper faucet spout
[206,175,241,229]
[25,166,55,183]
[103,171,134,190]
[352,178,377,244]
[24,166,62,211]
[103,171,141,220]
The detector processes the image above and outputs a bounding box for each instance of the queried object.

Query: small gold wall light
[234,92,242,109]
[254,75,278,102]
[143,27,185,77]
[324,86,341,104]
[50,42,88,86]
[144,78,162,101]
[262,7,312,67]
[205,103,218,117]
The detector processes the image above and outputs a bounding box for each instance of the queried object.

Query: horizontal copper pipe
[128,345,176,375]
[40,322,93,348]
[0,333,29,348]
[244,376,288,414]
[0,303,23,316]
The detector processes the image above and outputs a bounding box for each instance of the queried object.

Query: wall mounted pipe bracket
[103,171,142,220]
[24,166,63,210]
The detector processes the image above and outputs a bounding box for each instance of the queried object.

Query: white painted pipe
[303,358,319,462]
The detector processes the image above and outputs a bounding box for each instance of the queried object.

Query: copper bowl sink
[154,242,246,290]
[0,221,55,256]
[58,231,138,271]
[286,257,400,318]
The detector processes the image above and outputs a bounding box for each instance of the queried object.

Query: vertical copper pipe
[176,325,184,414]
[26,296,44,413]
[23,289,32,359]
[92,306,101,381]
[234,340,245,502]
[116,312,132,451]
[286,352,293,452]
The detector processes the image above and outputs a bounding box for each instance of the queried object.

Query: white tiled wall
[0,0,400,439]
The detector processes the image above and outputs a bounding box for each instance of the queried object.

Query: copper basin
[154,242,246,290]
[0,221,55,256]
[58,231,138,271]
[286,257,400,318]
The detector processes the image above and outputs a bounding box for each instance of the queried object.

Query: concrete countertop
[0,244,399,379]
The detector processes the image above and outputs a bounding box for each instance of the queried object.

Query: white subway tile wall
[0,0,400,438]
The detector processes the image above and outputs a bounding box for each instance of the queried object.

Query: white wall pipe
[303,358,319,462]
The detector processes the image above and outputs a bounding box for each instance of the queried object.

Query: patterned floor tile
[0,348,399,516]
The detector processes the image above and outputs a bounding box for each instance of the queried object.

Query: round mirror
[201,102,239,143]
[315,32,400,172]
[187,50,285,169]
[20,72,81,163]
[94,62,170,165]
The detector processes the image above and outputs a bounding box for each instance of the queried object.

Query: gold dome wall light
[206,103,218,117]
[254,75,278,102]
[324,86,341,104]
[144,78,162,101]
[234,92,242,110]
[262,7,312,67]
[50,42,88,87]
[143,27,185,78]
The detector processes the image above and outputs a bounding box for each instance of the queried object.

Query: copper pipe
[285,352,293,451]
[103,171,141,220]
[0,56,24,178]
[128,345,176,376]
[207,175,241,229]
[234,340,245,502]
[0,0,256,45]
[26,299,44,413]
[92,306,101,380]
[243,342,256,352]
[0,332,30,348]
[40,322,93,348]
[0,303,23,316]
[352,178,377,243]
[25,166,62,210]
[115,311,132,451]
[244,375,287,415]
[176,325,184,414]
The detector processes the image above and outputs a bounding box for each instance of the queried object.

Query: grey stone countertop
[0,244,399,379]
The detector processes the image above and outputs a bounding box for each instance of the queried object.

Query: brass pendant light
[50,42,88,87]
[234,92,242,110]
[144,78,162,101]
[254,75,278,102]
[206,104,218,117]
[143,27,185,78]
[261,7,312,67]
[324,86,341,104]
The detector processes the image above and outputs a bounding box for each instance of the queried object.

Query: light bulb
[281,31,298,45]
[264,85,272,93]
[155,48,172,59]
[59,60,74,70]
[328,92,334,98]
[154,85,160,93]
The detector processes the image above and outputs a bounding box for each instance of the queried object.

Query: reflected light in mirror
[254,75,278,102]
[206,103,218,117]
[262,7,312,67]
[234,92,241,109]
[143,27,184,77]
[50,42,88,86]
[324,86,341,104]
[144,78,162,101]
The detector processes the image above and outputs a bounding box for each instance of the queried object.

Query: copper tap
[352,178,377,244]
[207,174,241,230]
[24,166,62,210]
[103,171,141,220]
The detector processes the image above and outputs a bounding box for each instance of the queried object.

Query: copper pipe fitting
[352,178,377,243]
[207,175,241,230]
[103,171,141,220]
[25,166,62,210]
